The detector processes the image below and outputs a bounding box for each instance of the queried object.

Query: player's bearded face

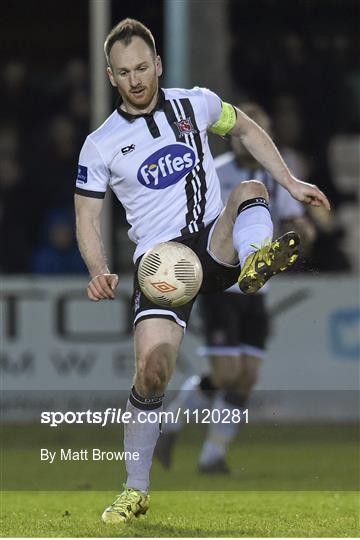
[108,37,162,113]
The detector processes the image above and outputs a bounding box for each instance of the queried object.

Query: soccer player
[155,103,316,473]
[74,19,330,524]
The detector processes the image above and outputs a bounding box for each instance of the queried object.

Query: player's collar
[117,89,165,122]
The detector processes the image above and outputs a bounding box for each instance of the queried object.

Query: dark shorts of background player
[132,218,239,329]
[199,292,269,351]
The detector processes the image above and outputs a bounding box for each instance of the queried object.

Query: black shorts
[198,291,269,356]
[132,218,239,329]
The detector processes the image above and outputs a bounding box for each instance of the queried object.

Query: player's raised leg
[210,180,300,293]
[102,317,183,524]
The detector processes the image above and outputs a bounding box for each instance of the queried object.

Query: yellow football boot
[101,486,149,524]
[238,231,300,294]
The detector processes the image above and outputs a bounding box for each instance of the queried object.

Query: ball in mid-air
[138,242,203,307]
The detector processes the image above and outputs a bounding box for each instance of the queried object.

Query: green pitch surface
[1,424,359,536]
[1,490,359,537]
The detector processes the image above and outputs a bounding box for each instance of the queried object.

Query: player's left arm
[211,103,330,210]
[274,182,317,253]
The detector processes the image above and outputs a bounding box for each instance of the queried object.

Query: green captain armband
[209,102,237,136]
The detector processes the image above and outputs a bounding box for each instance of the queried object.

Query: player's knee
[136,346,174,396]
[236,363,259,393]
[210,355,243,389]
[136,363,167,396]
[239,373,258,394]
[213,370,240,391]
[227,180,269,223]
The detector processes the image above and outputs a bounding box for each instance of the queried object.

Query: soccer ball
[138,242,203,307]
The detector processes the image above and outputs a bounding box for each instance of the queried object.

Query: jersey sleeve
[275,184,306,220]
[199,87,223,126]
[199,87,237,137]
[74,137,109,199]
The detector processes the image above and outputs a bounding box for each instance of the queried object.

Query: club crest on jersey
[175,117,197,137]
[137,144,196,190]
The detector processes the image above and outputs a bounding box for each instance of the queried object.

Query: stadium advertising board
[1,276,358,421]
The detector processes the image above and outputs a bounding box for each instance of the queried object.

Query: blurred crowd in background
[1,0,359,276]
[0,59,89,274]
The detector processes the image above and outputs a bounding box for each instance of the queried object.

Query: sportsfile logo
[137,144,196,189]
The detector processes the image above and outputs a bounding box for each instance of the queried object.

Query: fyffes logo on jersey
[137,144,196,189]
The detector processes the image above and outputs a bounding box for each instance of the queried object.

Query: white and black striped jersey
[75,87,224,262]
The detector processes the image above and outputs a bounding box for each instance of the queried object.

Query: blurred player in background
[155,103,316,473]
[74,18,329,525]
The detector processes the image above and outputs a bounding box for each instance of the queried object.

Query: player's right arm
[75,194,118,301]
[74,135,118,301]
